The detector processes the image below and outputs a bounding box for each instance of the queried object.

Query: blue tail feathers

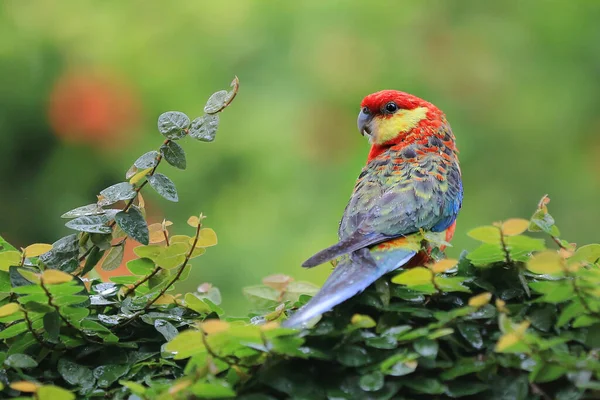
[283,247,416,328]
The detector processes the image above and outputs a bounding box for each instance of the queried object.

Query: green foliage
[1,77,599,398]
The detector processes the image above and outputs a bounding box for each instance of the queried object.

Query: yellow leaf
[200,319,230,334]
[170,235,192,244]
[501,218,530,236]
[0,251,22,271]
[351,314,376,328]
[430,259,458,273]
[18,268,40,283]
[163,220,173,228]
[138,192,145,209]
[148,223,162,232]
[24,243,53,258]
[187,216,199,228]
[0,303,21,318]
[260,321,280,331]
[193,228,218,248]
[515,320,530,335]
[169,379,192,395]
[149,230,166,244]
[10,381,39,392]
[468,292,492,307]
[154,294,176,305]
[527,251,564,274]
[129,167,153,185]
[495,299,509,314]
[262,274,293,291]
[41,269,73,284]
[391,267,433,286]
[495,332,520,352]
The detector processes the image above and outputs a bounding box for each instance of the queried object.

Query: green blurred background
[1,1,599,314]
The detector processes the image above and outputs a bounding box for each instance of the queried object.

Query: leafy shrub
[0,78,599,399]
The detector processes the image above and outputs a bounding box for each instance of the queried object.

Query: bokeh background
[1,1,599,314]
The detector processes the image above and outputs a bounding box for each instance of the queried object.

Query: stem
[498,227,512,265]
[114,218,202,329]
[565,268,600,319]
[40,280,101,344]
[124,266,161,297]
[22,308,53,349]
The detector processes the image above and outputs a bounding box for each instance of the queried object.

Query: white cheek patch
[372,106,429,145]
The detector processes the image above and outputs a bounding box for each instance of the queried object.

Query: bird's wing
[303,151,462,268]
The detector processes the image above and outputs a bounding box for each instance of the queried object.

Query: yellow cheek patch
[372,106,429,145]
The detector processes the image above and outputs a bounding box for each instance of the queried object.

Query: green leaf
[65,215,112,234]
[61,204,106,219]
[93,364,130,388]
[134,151,159,169]
[336,345,372,367]
[158,111,190,140]
[160,140,187,170]
[81,246,104,276]
[155,242,188,269]
[147,173,178,202]
[440,358,487,380]
[557,300,584,327]
[190,381,236,398]
[529,281,574,303]
[413,338,438,358]
[184,293,211,314]
[404,378,446,394]
[0,321,28,339]
[489,375,528,400]
[570,244,600,263]
[359,371,384,392]
[189,114,219,142]
[433,276,471,293]
[98,182,136,206]
[457,323,483,349]
[4,353,38,369]
[101,243,125,271]
[0,251,21,272]
[127,258,155,276]
[165,330,206,359]
[530,361,567,383]
[467,226,501,244]
[154,319,178,341]
[115,206,149,245]
[392,267,433,286]
[37,385,75,400]
[43,311,60,342]
[467,243,505,266]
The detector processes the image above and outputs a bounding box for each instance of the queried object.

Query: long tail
[283,246,416,328]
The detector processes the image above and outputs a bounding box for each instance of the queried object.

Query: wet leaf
[98,182,136,206]
[100,243,125,271]
[134,151,159,169]
[154,319,178,341]
[189,114,219,142]
[359,371,384,392]
[93,364,130,388]
[115,206,149,245]
[157,111,190,140]
[5,353,38,368]
[147,173,178,202]
[65,215,112,234]
[61,204,106,219]
[161,140,186,170]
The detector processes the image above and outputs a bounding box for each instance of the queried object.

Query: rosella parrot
[283,90,463,328]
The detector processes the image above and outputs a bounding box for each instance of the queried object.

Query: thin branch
[123,266,161,297]
[40,280,102,344]
[22,308,53,349]
[114,218,203,329]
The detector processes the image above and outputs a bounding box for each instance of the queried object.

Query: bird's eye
[384,102,398,113]
[361,106,370,114]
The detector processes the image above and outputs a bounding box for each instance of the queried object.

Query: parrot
[283,90,463,328]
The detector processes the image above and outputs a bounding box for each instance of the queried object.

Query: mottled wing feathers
[303,122,462,268]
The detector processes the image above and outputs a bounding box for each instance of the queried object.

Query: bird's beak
[357,109,374,142]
